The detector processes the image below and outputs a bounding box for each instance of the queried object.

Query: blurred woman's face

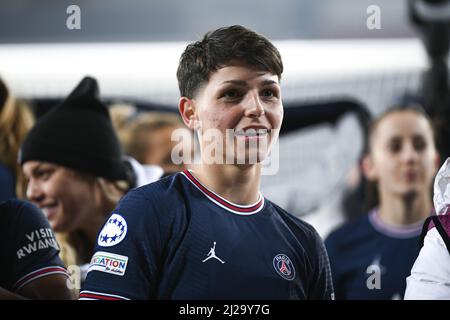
[364,111,439,199]
[144,125,181,172]
[23,161,97,232]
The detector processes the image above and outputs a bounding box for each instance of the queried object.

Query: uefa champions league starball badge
[98,213,128,247]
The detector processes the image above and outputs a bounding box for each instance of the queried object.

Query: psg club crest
[273,254,295,281]
[98,214,127,247]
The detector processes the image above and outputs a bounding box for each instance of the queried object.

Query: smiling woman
[81,25,334,300]
[22,163,101,233]
[189,65,282,167]
[19,77,138,289]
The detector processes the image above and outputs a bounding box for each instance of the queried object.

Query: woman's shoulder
[266,199,322,241]
[113,172,187,222]
[0,199,42,220]
[131,171,186,198]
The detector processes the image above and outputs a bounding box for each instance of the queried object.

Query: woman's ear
[361,154,377,181]
[178,97,198,130]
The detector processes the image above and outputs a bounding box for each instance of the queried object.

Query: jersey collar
[368,208,425,239]
[181,169,265,215]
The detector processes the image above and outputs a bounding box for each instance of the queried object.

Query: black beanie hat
[19,76,128,181]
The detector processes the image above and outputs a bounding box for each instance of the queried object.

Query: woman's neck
[378,190,432,226]
[190,163,261,205]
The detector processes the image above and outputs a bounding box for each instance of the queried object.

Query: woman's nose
[244,93,265,118]
[26,179,45,204]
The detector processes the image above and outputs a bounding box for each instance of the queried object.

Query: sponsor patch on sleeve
[88,251,128,276]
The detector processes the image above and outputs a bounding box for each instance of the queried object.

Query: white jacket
[404,158,450,300]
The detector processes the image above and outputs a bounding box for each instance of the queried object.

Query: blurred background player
[325,104,439,299]
[0,78,34,201]
[19,77,161,287]
[0,199,74,299]
[81,25,334,300]
[110,104,190,176]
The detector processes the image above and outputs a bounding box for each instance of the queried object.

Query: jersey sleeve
[80,187,167,300]
[404,227,450,299]
[309,229,335,300]
[9,200,68,292]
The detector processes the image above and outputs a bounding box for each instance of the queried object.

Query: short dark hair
[177,25,283,99]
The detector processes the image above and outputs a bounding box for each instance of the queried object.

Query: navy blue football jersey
[325,209,425,300]
[80,170,334,300]
[0,199,68,292]
[0,163,15,202]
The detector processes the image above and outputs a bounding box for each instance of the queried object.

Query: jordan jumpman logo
[202,242,225,264]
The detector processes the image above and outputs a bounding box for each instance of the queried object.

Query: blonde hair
[96,177,130,205]
[56,177,130,270]
[55,176,130,297]
[0,79,34,198]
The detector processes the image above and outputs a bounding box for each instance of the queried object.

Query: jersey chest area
[160,201,310,299]
[336,234,420,300]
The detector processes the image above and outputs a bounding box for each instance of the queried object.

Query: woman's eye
[413,137,426,151]
[36,170,52,180]
[261,89,275,97]
[222,90,240,99]
[388,141,401,153]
